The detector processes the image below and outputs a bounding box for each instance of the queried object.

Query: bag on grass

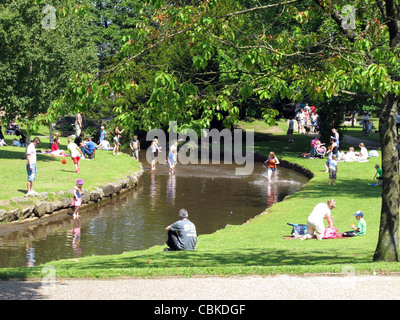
[287,223,307,237]
[323,227,338,239]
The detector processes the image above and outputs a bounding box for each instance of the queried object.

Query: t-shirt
[74,136,83,147]
[51,143,59,152]
[168,152,175,164]
[99,130,106,142]
[68,142,81,158]
[376,168,383,178]
[307,203,331,224]
[170,219,197,250]
[85,141,95,153]
[26,142,37,164]
[356,218,367,236]
[288,120,294,130]
[329,159,337,171]
[131,139,139,150]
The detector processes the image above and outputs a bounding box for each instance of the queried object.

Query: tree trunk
[373,94,400,261]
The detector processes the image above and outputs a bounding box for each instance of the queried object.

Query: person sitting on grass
[343,211,367,237]
[51,138,65,156]
[164,209,197,251]
[81,136,95,159]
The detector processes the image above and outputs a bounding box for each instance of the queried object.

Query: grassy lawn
[1,119,397,279]
[340,117,380,143]
[0,126,142,211]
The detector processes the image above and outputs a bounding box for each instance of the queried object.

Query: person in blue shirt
[81,136,96,159]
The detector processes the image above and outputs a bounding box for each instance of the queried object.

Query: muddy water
[0,162,308,268]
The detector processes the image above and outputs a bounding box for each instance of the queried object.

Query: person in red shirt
[264,151,280,180]
[51,138,65,156]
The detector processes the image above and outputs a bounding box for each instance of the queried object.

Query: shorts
[287,129,293,135]
[329,169,337,179]
[26,163,37,181]
[306,220,325,236]
[72,156,80,164]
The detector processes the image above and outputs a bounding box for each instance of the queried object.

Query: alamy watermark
[341,5,356,30]
[146,121,255,175]
[41,4,56,30]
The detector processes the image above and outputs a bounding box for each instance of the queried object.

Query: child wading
[72,179,84,220]
[264,152,280,180]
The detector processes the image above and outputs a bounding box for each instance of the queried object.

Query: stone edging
[0,166,144,224]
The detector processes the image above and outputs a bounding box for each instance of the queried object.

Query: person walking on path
[26,137,40,196]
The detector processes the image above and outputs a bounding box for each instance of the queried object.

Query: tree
[0,0,98,132]
[55,0,400,260]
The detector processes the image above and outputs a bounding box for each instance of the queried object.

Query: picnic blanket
[283,233,346,240]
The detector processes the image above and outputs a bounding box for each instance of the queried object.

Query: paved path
[1,275,400,300]
[342,135,381,149]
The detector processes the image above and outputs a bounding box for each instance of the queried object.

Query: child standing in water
[72,179,84,220]
[264,152,280,180]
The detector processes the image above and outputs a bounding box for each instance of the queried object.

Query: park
[1,0,400,301]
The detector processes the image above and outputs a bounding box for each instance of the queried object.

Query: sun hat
[76,179,84,185]
[354,210,364,217]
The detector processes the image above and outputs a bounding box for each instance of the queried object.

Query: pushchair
[310,138,326,159]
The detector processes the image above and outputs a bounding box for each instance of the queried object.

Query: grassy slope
[1,120,397,279]
[0,127,141,211]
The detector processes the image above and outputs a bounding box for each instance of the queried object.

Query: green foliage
[0,0,98,133]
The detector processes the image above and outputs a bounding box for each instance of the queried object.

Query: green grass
[0,126,142,210]
[0,119,395,279]
[340,117,380,143]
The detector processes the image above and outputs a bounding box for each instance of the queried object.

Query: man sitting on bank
[165,209,197,251]
[81,136,95,159]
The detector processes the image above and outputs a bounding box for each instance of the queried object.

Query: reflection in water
[72,219,82,258]
[0,162,308,268]
[167,174,176,205]
[25,243,35,267]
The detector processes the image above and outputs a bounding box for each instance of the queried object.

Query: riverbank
[0,119,395,279]
[0,140,143,224]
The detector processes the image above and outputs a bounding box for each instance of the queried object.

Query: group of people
[300,199,367,241]
[294,103,320,135]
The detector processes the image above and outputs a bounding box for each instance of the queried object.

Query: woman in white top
[356,143,368,161]
[301,199,336,240]
[150,138,162,170]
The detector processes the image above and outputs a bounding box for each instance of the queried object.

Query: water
[0,162,308,268]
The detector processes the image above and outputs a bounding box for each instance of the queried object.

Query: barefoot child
[67,138,83,174]
[264,152,280,180]
[72,179,84,219]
